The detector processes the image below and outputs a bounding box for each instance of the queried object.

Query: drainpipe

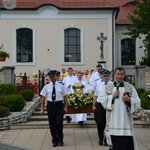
[112,8,119,79]
[112,9,115,72]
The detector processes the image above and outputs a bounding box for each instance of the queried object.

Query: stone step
[29,112,95,121]
[10,119,150,130]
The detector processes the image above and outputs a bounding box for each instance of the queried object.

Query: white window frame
[119,37,139,68]
[61,24,84,65]
[14,25,36,66]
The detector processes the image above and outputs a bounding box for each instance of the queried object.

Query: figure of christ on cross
[97,32,107,60]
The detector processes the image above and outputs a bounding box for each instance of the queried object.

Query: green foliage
[4,94,26,112]
[0,95,6,106]
[136,88,145,98]
[0,106,10,118]
[0,84,16,95]
[68,91,94,109]
[0,51,10,58]
[124,0,150,66]
[19,89,34,101]
[140,90,150,110]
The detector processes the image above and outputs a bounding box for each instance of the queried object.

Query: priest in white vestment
[99,67,140,150]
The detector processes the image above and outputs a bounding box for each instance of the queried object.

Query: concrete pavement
[0,127,150,150]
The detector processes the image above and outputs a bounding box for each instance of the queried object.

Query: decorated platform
[65,82,94,114]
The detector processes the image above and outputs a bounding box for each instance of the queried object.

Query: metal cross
[97,33,107,59]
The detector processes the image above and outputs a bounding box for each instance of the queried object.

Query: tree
[124,0,150,66]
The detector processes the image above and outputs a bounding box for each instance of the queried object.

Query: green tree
[125,0,150,66]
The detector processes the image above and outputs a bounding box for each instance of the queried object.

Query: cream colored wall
[0,18,112,75]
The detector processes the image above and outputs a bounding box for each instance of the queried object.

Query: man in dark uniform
[40,70,68,147]
[92,69,112,146]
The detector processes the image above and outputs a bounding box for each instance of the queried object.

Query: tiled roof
[0,0,118,9]
[108,0,136,25]
[0,0,136,25]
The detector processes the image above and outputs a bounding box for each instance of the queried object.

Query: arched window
[64,28,81,62]
[121,38,136,65]
[16,28,33,62]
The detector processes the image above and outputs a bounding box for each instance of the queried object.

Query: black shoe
[66,116,71,123]
[58,142,64,146]
[78,121,83,128]
[53,143,58,147]
[98,140,103,146]
[104,140,108,146]
[104,137,108,146]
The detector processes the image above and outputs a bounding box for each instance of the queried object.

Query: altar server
[63,67,77,123]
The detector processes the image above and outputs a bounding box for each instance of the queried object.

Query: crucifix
[97,33,107,60]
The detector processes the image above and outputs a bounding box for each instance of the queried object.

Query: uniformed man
[40,70,68,147]
[90,64,102,90]
[93,69,112,146]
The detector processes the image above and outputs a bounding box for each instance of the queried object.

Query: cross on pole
[97,33,107,60]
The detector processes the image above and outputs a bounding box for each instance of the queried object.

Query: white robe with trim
[99,82,140,136]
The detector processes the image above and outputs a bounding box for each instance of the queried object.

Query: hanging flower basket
[0,51,10,62]
[0,56,6,61]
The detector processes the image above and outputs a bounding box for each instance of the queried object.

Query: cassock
[99,81,141,150]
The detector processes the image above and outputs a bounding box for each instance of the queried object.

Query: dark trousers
[47,101,64,144]
[111,135,134,150]
[94,102,106,141]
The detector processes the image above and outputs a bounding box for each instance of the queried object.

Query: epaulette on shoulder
[59,81,65,85]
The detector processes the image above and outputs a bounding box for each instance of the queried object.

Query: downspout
[112,9,115,79]
[112,7,119,78]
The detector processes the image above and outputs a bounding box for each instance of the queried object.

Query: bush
[19,89,34,101]
[0,95,6,106]
[136,88,145,98]
[140,91,150,110]
[4,94,26,112]
[0,84,16,95]
[0,106,10,118]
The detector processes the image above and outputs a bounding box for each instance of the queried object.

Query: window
[121,38,136,65]
[16,28,33,63]
[64,28,81,62]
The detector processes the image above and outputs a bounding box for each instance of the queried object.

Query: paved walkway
[0,127,150,150]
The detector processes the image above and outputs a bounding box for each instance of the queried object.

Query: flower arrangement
[67,91,94,109]
[0,44,10,61]
[0,50,10,58]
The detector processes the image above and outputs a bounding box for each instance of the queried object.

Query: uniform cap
[98,69,105,74]
[56,71,60,76]
[102,70,111,76]
[47,70,57,76]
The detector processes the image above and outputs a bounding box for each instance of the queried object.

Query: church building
[0,0,144,75]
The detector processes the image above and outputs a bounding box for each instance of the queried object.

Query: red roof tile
[0,0,136,25]
[0,0,118,9]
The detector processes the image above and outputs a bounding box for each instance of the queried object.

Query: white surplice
[63,75,78,118]
[99,81,141,136]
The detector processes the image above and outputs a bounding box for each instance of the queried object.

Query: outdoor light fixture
[2,0,17,10]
